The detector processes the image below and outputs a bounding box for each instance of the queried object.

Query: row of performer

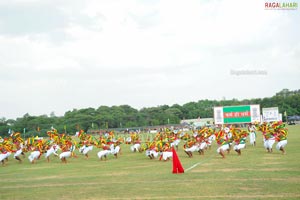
[0,121,288,165]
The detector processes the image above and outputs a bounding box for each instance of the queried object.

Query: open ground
[1,126,300,200]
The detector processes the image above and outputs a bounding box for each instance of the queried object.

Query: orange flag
[172,147,184,174]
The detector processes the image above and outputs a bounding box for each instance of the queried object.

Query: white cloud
[0,0,299,119]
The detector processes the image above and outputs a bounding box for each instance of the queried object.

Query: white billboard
[262,107,279,122]
[213,107,224,125]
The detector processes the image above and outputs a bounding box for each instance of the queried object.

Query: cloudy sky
[0,0,299,119]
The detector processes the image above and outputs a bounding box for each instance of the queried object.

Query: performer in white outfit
[110,142,121,158]
[130,143,141,152]
[14,143,25,163]
[275,127,288,154]
[159,144,172,161]
[233,133,247,156]
[0,151,11,165]
[184,140,199,158]
[28,150,41,164]
[161,151,172,161]
[248,123,257,146]
[97,144,111,161]
[79,145,93,159]
[264,131,276,153]
[59,143,76,163]
[45,144,60,162]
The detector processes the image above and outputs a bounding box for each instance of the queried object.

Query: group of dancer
[0,128,123,165]
[0,121,288,166]
[214,121,288,158]
[126,120,288,161]
[182,127,215,157]
[125,130,179,161]
[258,121,288,154]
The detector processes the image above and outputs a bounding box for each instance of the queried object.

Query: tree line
[0,89,299,137]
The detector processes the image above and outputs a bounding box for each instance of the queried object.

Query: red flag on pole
[172,147,184,174]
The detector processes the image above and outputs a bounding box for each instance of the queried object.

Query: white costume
[45,144,59,159]
[59,151,72,160]
[264,136,275,151]
[162,151,172,161]
[59,145,75,161]
[207,134,216,147]
[276,140,287,151]
[110,144,120,155]
[28,151,40,163]
[82,145,93,155]
[199,141,207,151]
[97,150,111,160]
[145,149,159,158]
[233,143,246,151]
[248,125,256,146]
[217,144,230,153]
[130,143,141,152]
[0,152,11,163]
[185,144,200,153]
[170,139,181,148]
[14,149,23,159]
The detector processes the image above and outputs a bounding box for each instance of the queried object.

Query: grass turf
[1,125,300,199]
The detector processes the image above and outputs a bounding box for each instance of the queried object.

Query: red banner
[224,111,251,118]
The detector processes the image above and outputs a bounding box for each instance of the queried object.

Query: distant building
[180,118,214,128]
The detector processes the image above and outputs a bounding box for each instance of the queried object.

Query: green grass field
[1,125,300,200]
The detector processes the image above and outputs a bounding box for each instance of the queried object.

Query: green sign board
[214,105,260,124]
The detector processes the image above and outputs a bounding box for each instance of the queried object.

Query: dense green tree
[0,89,299,136]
